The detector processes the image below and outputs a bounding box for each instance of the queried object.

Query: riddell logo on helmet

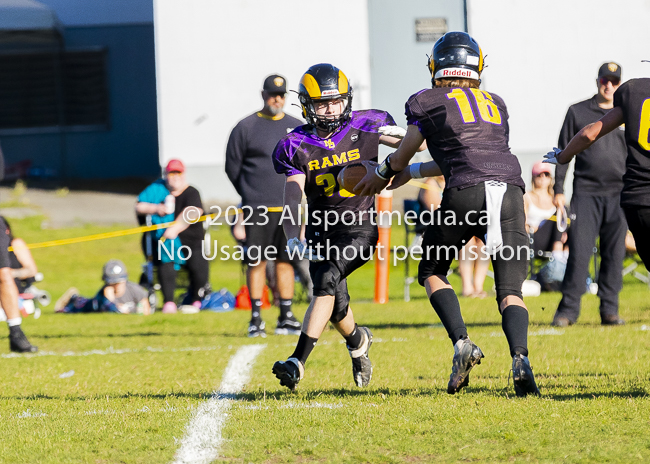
[321,89,339,96]
[442,69,472,77]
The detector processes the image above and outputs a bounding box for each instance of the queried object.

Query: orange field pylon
[374,189,392,304]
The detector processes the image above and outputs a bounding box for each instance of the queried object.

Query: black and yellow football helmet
[428,32,484,84]
[298,63,353,133]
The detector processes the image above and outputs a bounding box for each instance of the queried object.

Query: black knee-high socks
[502,305,529,357]
[429,289,468,345]
[290,333,318,365]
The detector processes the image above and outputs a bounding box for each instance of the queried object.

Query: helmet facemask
[300,90,353,134]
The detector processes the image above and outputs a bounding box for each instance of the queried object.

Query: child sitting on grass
[55,260,151,315]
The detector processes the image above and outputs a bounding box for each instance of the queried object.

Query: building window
[0,48,109,133]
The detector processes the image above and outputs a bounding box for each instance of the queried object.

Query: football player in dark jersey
[356,32,540,397]
[544,77,650,270]
[271,63,413,391]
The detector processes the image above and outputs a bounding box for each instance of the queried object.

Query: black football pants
[418,183,529,304]
[555,194,626,322]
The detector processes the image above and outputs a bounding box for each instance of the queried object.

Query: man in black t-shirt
[226,75,303,338]
[545,76,650,272]
[551,63,628,328]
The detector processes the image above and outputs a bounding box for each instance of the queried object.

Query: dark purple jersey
[273,110,396,213]
[405,87,524,190]
[613,78,650,207]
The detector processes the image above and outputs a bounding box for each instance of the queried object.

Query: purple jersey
[273,110,396,213]
[405,87,524,190]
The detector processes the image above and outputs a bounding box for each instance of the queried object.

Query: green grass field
[0,216,649,463]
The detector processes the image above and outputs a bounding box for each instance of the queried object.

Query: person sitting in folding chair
[136,159,210,314]
[524,162,567,261]
[524,162,568,291]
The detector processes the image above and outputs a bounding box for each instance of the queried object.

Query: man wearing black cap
[552,62,627,327]
[226,74,303,338]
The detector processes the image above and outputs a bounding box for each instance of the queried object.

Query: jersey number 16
[447,88,502,125]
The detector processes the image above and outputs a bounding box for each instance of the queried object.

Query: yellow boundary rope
[14,179,547,252]
[11,206,285,251]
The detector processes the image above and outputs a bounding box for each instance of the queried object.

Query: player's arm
[548,107,624,165]
[282,174,305,241]
[355,125,426,196]
[379,133,428,152]
[385,125,426,168]
[553,109,574,209]
[387,160,442,191]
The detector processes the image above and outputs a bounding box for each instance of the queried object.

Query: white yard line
[172,344,265,464]
[3,338,416,360]
[1,345,225,359]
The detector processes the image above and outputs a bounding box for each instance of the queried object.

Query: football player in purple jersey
[356,32,540,397]
[544,75,650,271]
[270,63,419,390]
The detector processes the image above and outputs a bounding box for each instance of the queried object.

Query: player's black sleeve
[225,123,247,196]
[554,107,576,196]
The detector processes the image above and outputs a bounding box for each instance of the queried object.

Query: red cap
[532,161,552,177]
[165,159,185,173]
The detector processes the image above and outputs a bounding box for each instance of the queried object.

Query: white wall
[369,0,465,162]
[153,0,371,202]
[468,0,650,196]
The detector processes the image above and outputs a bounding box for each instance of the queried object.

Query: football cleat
[447,337,484,394]
[512,354,541,397]
[347,327,373,387]
[9,326,38,353]
[272,357,304,391]
[248,319,267,338]
[275,312,301,335]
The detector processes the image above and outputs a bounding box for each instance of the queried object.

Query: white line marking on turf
[17,409,47,418]
[172,344,265,464]
[490,328,565,337]
[5,337,416,360]
[1,345,226,359]
[242,401,343,411]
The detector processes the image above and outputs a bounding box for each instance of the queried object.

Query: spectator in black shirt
[552,63,627,327]
[159,159,210,313]
[226,74,303,337]
[545,77,650,285]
